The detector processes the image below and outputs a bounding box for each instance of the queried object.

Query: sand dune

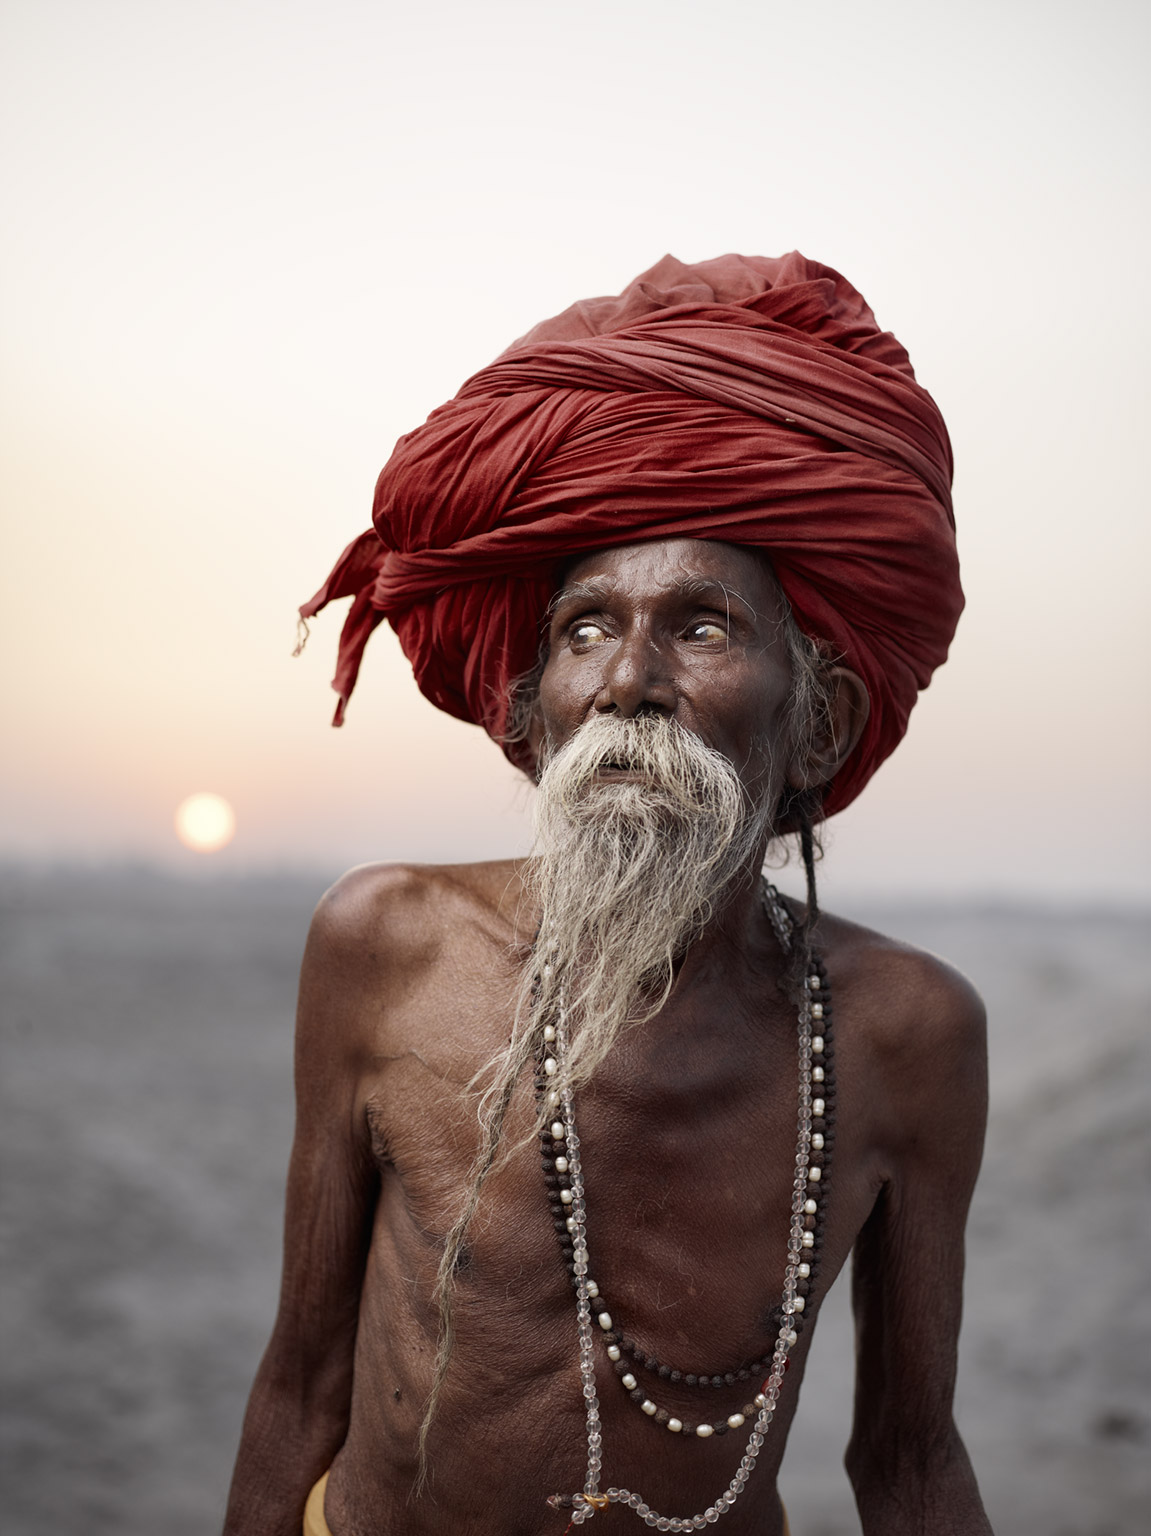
[1,868,1147,1534]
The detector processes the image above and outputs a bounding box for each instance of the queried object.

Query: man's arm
[223,874,385,1536]
[845,951,993,1535]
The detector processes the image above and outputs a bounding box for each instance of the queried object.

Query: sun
[175,792,236,853]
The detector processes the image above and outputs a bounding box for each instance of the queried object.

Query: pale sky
[2,0,1148,900]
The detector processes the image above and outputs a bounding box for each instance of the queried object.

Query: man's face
[537,538,796,805]
[526,538,795,1095]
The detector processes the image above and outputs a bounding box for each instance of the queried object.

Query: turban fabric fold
[302,252,961,818]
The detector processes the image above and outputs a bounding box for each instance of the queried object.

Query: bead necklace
[537,883,836,1527]
[537,946,835,1441]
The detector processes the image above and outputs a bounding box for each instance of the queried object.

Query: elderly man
[224,255,991,1535]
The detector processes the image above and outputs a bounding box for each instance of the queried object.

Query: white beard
[522,711,775,1095]
[422,712,777,1465]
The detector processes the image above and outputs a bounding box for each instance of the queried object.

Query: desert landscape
[2,865,1147,1535]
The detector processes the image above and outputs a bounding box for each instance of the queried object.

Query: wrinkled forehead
[553,537,785,620]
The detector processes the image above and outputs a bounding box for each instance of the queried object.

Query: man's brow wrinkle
[552,578,610,611]
[553,576,757,616]
[679,577,757,620]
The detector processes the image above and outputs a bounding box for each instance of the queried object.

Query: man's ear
[786,666,870,792]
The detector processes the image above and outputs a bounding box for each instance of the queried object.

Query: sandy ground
[1,867,1148,1535]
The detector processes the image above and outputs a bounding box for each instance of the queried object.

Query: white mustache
[541,713,752,817]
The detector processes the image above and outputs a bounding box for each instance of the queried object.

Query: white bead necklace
[545,883,822,1528]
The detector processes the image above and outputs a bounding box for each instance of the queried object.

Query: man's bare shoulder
[817,903,977,1026]
[813,907,987,1138]
[296,854,528,1019]
[813,911,989,1262]
[307,857,534,973]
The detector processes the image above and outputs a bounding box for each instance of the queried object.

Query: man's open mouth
[594,757,647,776]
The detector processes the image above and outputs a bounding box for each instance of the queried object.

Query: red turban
[301,253,960,818]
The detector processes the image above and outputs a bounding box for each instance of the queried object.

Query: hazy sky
[2,0,1148,899]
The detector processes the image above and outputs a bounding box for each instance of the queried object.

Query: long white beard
[523,711,775,1095]
[421,713,777,1466]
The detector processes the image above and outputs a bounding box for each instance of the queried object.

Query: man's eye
[571,621,609,646]
[685,621,727,642]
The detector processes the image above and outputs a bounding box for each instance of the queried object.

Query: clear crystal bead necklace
[535,882,836,1528]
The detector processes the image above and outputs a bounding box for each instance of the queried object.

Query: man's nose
[593,633,676,718]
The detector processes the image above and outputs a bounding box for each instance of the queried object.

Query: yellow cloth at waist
[303,1472,332,1536]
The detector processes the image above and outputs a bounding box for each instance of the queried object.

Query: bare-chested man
[225,255,991,1535]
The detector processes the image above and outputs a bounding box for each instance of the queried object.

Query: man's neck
[665,865,788,997]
